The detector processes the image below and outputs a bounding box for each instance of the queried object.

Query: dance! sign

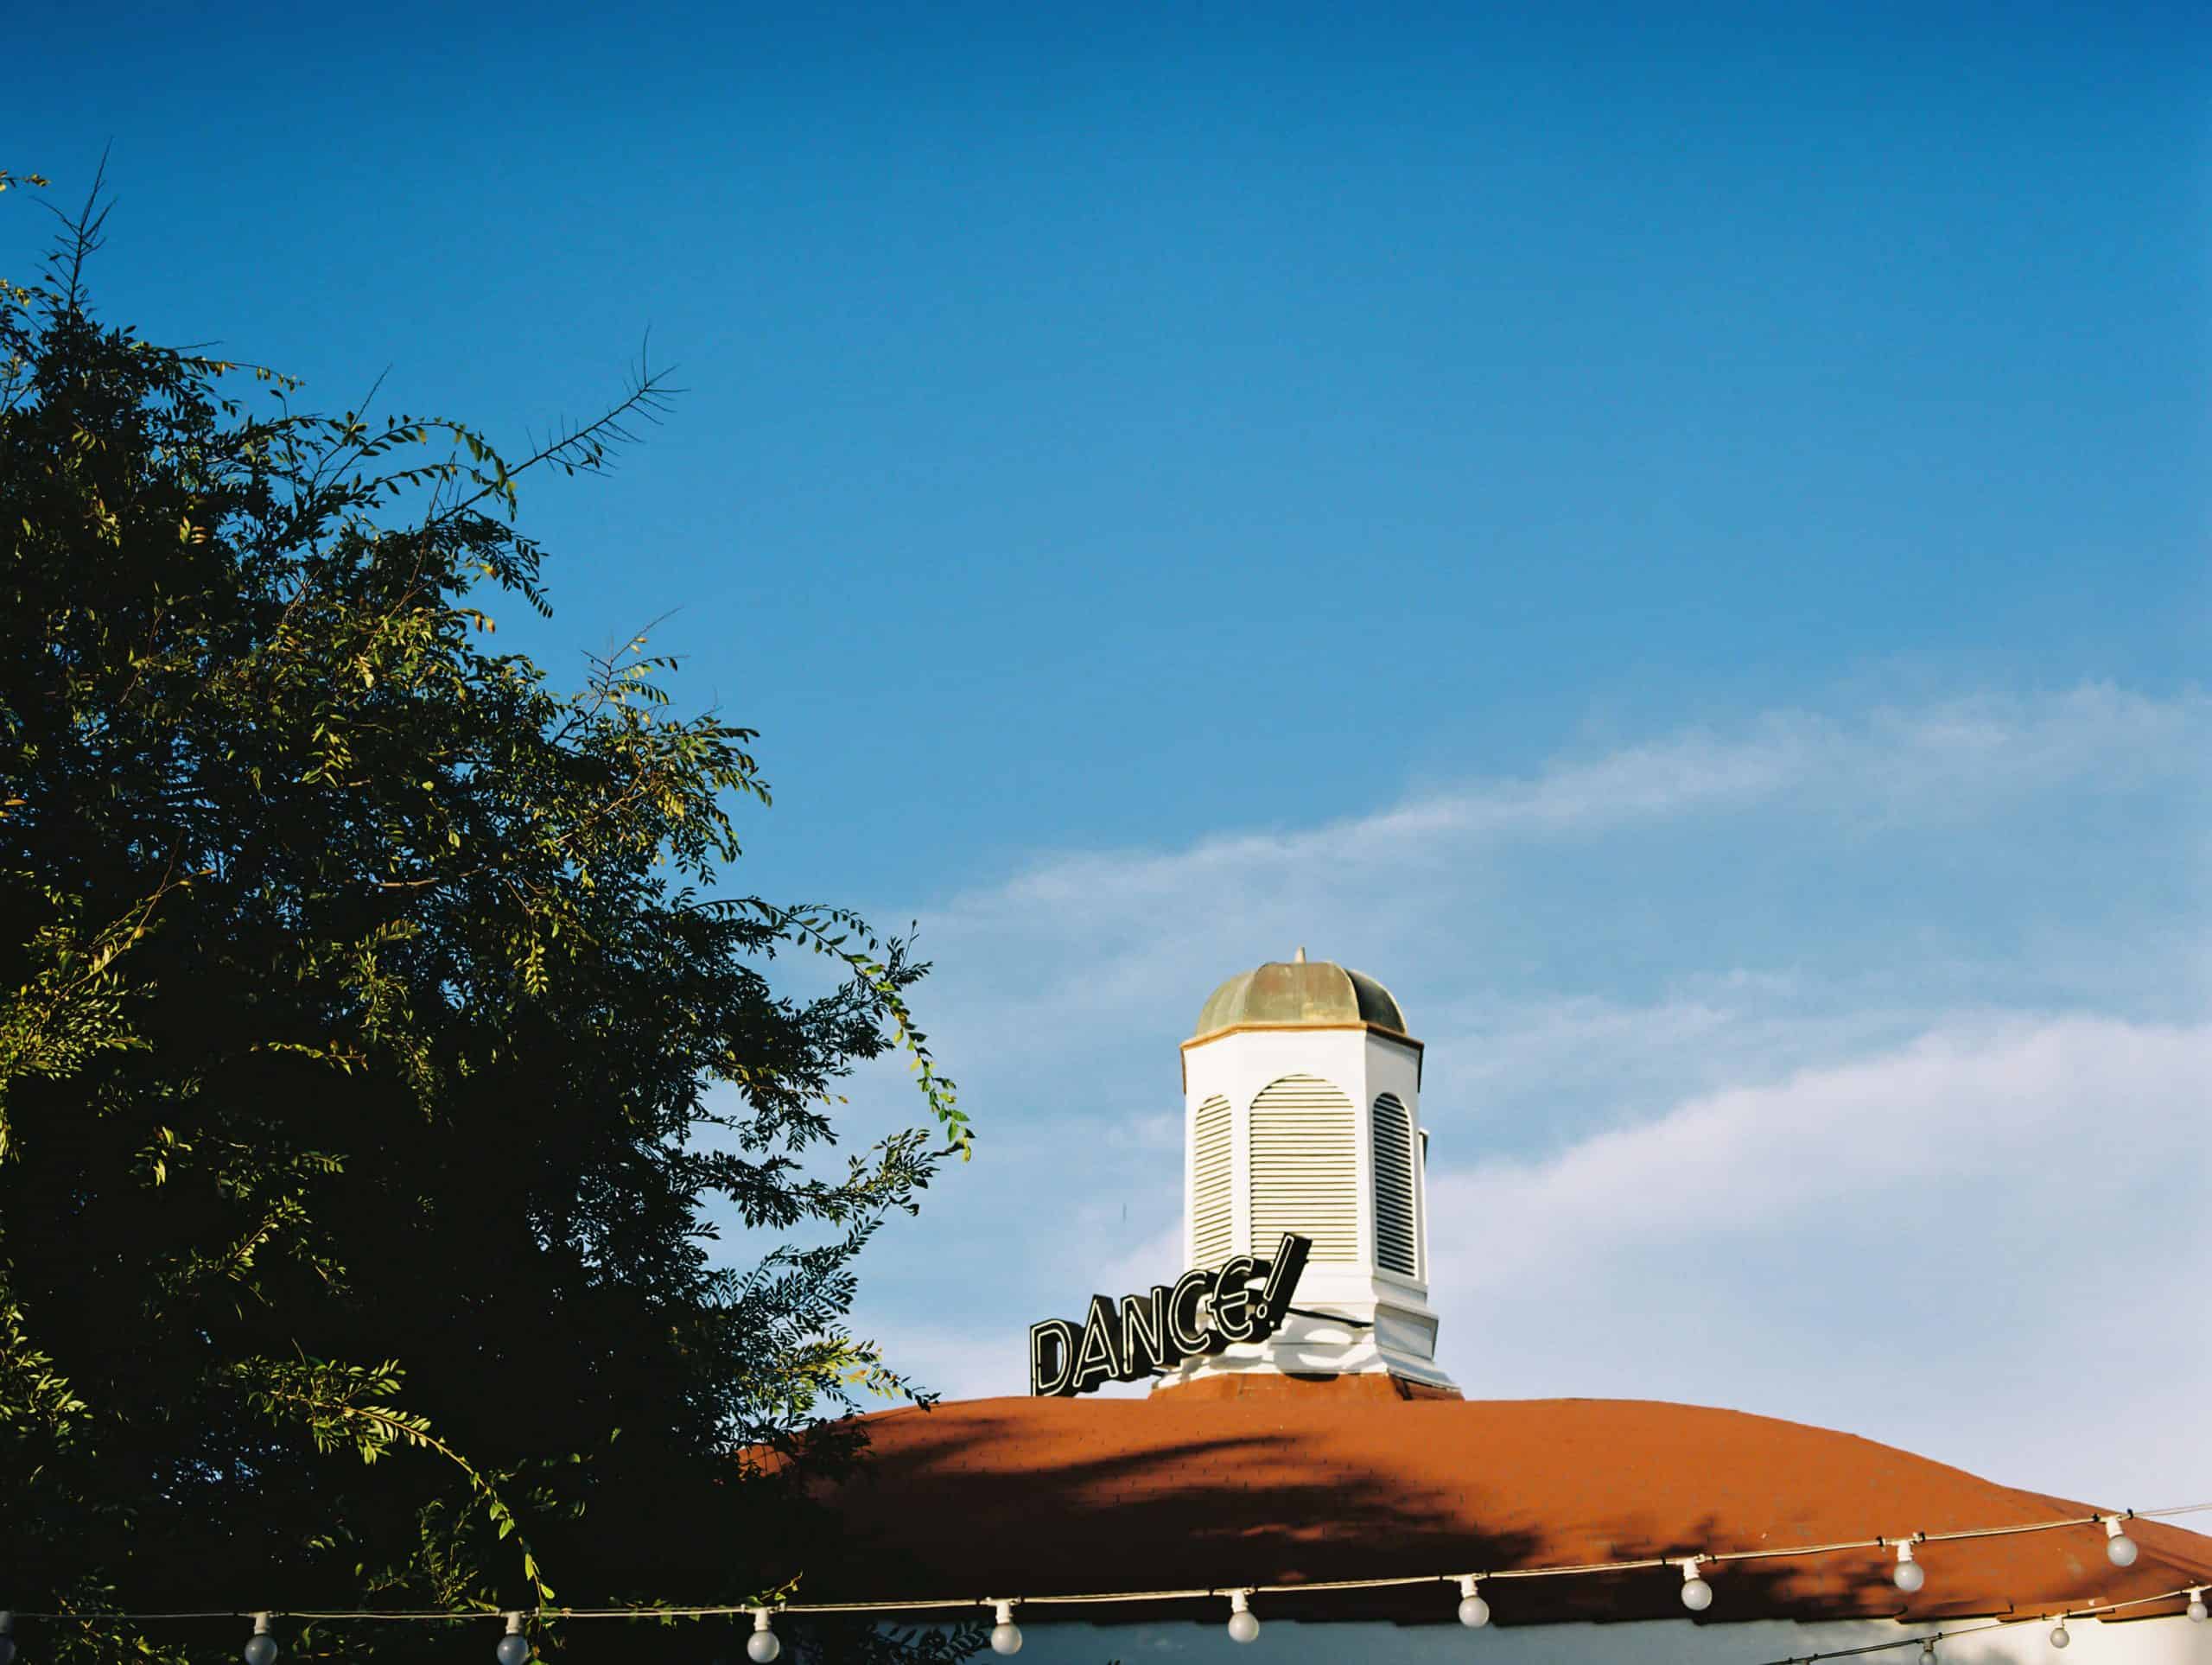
[1027,1232,1313,1397]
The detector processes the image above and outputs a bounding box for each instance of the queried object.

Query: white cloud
[1439,1015,2186,1262]
[1425,1014,2212,1504]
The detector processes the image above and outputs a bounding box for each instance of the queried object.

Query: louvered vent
[1249,1074,1357,1262]
[1190,1094,1234,1268]
[1371,1091,1419,1277]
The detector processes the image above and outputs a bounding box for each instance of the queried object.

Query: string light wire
[1752,1582,2209,1665]
[7,1501,2209,1630]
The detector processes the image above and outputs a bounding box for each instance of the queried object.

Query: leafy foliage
[0,174,974,1663]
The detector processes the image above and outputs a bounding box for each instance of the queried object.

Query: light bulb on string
[1893,1541,1926,1594]
[1456,1575,1491,1628]
[495,1613,531,1665]
[1678,1559,1713,1613]
[2187,1588,2207,1623]
[1920,1639,1936,1664]
[243,1614,279,1665]
[2050,1618,2071,1650]
[988,1601,1023,1656]
[746,1610,781,1664]
[2103,1516,2139,1567]
[1226,1591,1260,1644]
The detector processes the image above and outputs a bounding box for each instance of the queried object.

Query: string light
[2104,1516,2139,1568]
[988,1601,1022,1656]
[0,1590,2202,1665]
[243,1613,278,1665]
[745,1609,780,1664]
[1893,1541,1926,1593]
[1678,1558,1714,1612]
[1225,1590,1260,1644]
[0,1497,2204,1654]
[1456,1575,1491,1628]
[1750,1586,2211,1665]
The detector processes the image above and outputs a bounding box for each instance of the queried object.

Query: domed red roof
[785,1389,2212,1627]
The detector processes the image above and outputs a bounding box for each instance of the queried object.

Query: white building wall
[915,1613,2198,1665]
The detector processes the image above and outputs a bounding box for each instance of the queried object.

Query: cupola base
[1150,1369,1463,1402]
[1147,1295,1459,1398]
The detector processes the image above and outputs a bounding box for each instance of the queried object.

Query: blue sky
[14,2,2207,1506]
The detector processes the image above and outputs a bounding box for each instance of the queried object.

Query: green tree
[0,173,976,1664]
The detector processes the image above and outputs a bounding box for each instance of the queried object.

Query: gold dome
[1192,949,1408,1040]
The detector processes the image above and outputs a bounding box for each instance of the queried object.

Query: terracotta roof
[789,1389,2212,1628]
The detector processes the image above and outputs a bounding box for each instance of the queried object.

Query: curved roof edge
[779,1393,2212,1627]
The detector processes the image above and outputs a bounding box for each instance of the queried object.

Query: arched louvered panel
[1190,1094,1235,1268]
[1371,1091,1419,1277]
[1249,1074,1357,1262]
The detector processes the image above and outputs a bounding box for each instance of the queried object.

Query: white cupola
[1154,949,1457,1395]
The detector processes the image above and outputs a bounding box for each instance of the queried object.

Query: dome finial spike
[1294,945,1306,963]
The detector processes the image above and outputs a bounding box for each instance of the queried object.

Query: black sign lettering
[1166,1268,1213,1355]
[1209,1253,1262,1344]
[1029,1319,1078,1397]
[1120,1286,1170,1377]
[1071,1293,1121,1393]
[1255,1232,1310,1329]
[1027,1234,1313,1396]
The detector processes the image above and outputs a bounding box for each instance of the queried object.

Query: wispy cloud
[912,683,2207,1045]
[1427,1014,2212,1504]
[948,683,2202,910]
